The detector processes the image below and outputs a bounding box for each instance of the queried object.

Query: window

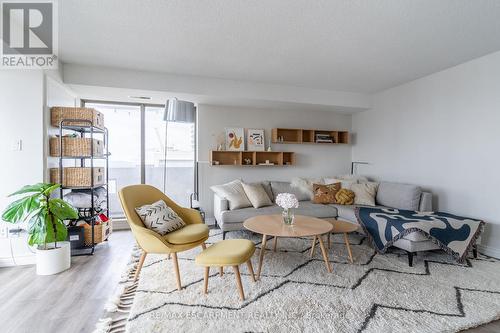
[83,101,196,218]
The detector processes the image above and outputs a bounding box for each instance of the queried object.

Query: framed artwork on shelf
[247,129,265,151]
[225,127,245,151]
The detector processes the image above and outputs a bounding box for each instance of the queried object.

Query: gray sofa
[214,180,438,265]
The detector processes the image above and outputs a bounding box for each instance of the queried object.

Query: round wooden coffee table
[320,218,360,263]
[243,214,333,280]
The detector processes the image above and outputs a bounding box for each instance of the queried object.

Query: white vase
[36,241,71,275]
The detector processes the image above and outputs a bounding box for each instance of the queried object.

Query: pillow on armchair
[135,200,186,235]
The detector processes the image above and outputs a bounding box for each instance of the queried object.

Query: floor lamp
[163,98,197,196]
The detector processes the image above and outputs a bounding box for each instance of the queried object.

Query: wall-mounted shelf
[210,151,295,166]
[272,128,349,144]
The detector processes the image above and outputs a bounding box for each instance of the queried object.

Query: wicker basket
[50,167,105,187]
[49,137,104,157]
[83,219,112,245]
[50,107,104,129]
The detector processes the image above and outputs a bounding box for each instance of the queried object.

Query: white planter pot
[36,241,71,275]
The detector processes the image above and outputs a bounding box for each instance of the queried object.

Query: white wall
[0,71,45,212]
[197,104,352,219]
[352,51,500,257]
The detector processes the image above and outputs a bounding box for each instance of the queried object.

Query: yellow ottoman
[195,239,256,300]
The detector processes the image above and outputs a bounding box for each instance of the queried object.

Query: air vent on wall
[128,96,152,100]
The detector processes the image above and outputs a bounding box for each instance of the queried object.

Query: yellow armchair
[118,184,209,290]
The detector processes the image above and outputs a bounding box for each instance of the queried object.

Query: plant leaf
[27,210,47,246]
[1,195,40,223]
[49,198,78,221]
[44,215,68,244]
[42,183,60,196]
[8,183,47,197]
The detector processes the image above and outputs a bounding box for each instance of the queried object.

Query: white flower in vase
[276,193,299,225]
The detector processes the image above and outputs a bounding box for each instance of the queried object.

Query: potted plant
[2,183,78,275]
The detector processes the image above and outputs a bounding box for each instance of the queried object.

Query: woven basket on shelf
[83,219,112,245]
[50,167,105,187]
[49,137,104,157]
[50,107,104,129]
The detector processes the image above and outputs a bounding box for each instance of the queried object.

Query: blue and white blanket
[355,207,484,262]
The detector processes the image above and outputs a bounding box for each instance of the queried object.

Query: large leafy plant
[2,183,78,249]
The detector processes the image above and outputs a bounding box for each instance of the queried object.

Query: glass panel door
[84,102,141,218]
[145,106,195,207]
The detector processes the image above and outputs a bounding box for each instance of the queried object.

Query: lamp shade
[164,99,196,123]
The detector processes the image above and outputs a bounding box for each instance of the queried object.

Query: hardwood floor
[0,230,498,333]
[0,231,135,333]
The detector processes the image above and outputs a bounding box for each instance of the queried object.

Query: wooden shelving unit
[272,128,349,144]
[210,151,295,166]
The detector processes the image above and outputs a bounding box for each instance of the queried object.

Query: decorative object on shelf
[267,138,272,151]
[49,136,104,157]
[1,183,78,275]
[51,107,104,129]
[247,129,265,151]
[275,193,299,225]
[225,127,244,151]
[258,160,274,166]
[243,158,252,165]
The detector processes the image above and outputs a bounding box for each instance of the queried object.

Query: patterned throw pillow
[335,189,355,205]
[135,200,185,235]
[312,183,341,204]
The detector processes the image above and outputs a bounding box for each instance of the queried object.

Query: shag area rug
[96,230,500,333]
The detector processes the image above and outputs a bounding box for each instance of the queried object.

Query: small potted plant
[276,193,299,225]
[2,183,78,275]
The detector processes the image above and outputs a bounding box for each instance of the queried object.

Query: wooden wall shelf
[210,151,295,166]
[272,128,349,144]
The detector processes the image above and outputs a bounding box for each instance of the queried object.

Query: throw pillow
[351,182,379,206]
[291,177,324,200]
[334,189,355,205]
[241,182,273,208]
[135,200,185,235]
[324,177,356,189]
[312,183,341,204]
[210,179,252,210]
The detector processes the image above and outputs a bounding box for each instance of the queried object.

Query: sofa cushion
[270,181,310,201]
[241,182,273,208]
[351,182,379,206]
[376,182,422,211]
[312,183,340,204]
[210,179,252,210]
[220,201,338,224]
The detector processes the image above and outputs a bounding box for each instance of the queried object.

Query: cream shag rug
[97,230,500,333]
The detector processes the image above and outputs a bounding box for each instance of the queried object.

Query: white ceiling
[60,0,500,93]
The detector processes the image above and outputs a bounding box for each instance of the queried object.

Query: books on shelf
[315,134,334,143]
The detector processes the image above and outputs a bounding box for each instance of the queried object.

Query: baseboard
[0,255,35,267]
[478,244,500,259]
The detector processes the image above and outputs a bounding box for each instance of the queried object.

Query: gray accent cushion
[220,201,338,224]
[270,181,310,201]
[376,182,422,211]
[241,182,273,208]
[210,179,252,210]
[257,181,274,203]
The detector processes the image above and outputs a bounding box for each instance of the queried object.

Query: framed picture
[247,129,265,151]
[225,127,245,151]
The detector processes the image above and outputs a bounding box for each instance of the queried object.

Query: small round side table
[312,218,359,263]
